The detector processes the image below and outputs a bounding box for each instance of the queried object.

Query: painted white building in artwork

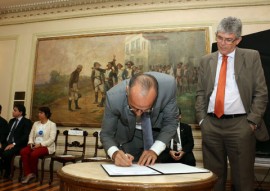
[124,34,169,72]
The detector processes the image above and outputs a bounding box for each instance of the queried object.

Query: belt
[207,113,246,119]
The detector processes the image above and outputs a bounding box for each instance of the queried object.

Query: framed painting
[31,27,210,127]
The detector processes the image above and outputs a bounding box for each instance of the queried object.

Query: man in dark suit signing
[1,104,32,179]
[100,72,178,167]
[195,17,268,191]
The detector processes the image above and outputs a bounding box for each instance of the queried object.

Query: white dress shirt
[208,50,246,114]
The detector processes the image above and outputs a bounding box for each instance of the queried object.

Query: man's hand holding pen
[113,150,134,167]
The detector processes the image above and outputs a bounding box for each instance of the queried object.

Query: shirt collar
[218,49,236,59]
[17,116,23,122]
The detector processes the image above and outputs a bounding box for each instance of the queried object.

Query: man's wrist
[107,146,119,159]
[248,121,259,130]
[248,120,258,129]
[112,151,119,161]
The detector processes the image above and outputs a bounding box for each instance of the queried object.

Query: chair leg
[49,159,54,185]
[40,158,45,185]
[18,157,23,182]
[10,155,16,179]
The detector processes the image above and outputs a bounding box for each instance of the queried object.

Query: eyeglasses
[216,35,238,45]
[128,104,153,115]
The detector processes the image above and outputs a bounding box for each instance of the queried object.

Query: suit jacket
[172,123,194,153]
[196,47,268,129]
[28,120,57,154]
[100,72,179,152]
[5,117,32,148]
[158,122,196,165]
[0,116,8,144]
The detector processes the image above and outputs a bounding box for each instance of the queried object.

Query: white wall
[0,3,270,120]
[1,2,270,180]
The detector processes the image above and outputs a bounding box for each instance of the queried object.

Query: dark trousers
[201,115,256,191]
[1,145,21,177]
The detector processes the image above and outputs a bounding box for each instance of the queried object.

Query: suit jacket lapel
[234,47,244,82]
[210,52,219,87]
[14,117,22,133]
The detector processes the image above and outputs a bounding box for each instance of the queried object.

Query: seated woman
[20,106,57,184]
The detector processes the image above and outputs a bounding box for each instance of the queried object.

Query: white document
[57,155,74,157]
[102,164,161,176]
[149,163,209,174]
[68,130,83,136]
[101,163,209,176]
[86,157,107,160]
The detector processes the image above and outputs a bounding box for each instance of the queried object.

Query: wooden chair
[254,156,270,190]
[82,131,110,162]
[10,153,21,179]
[49,128,88,185]
[18,129,60,184]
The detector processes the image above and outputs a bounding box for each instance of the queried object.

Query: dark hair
[39,106,52,119]
[14,104,26,117]
[0,105,2,112]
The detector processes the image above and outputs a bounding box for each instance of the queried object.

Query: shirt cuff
[107,146,119,159]
[199,119,204,126]
[150,140,166,156]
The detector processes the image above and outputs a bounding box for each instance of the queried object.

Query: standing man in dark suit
[0,105,8,173]
[159,107,196,166]
[1,104,32,179]
[0,105,8,149]
[100,72,178,167]
[195,17,268,191]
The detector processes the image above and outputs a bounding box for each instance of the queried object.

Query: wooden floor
[0,171,59,191]
[0,170,269,191]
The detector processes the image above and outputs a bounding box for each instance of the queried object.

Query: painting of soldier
[32,28,208,126]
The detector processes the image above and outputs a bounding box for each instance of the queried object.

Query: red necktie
[214,55,228,118]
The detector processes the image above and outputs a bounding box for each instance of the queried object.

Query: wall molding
[1,0,269,26]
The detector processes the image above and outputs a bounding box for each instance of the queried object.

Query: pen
[120,144,126,153]
[120,144,129,158]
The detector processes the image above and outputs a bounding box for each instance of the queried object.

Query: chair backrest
[93,131,108,158]
[63,128,88,157]
[53,129,60,154]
